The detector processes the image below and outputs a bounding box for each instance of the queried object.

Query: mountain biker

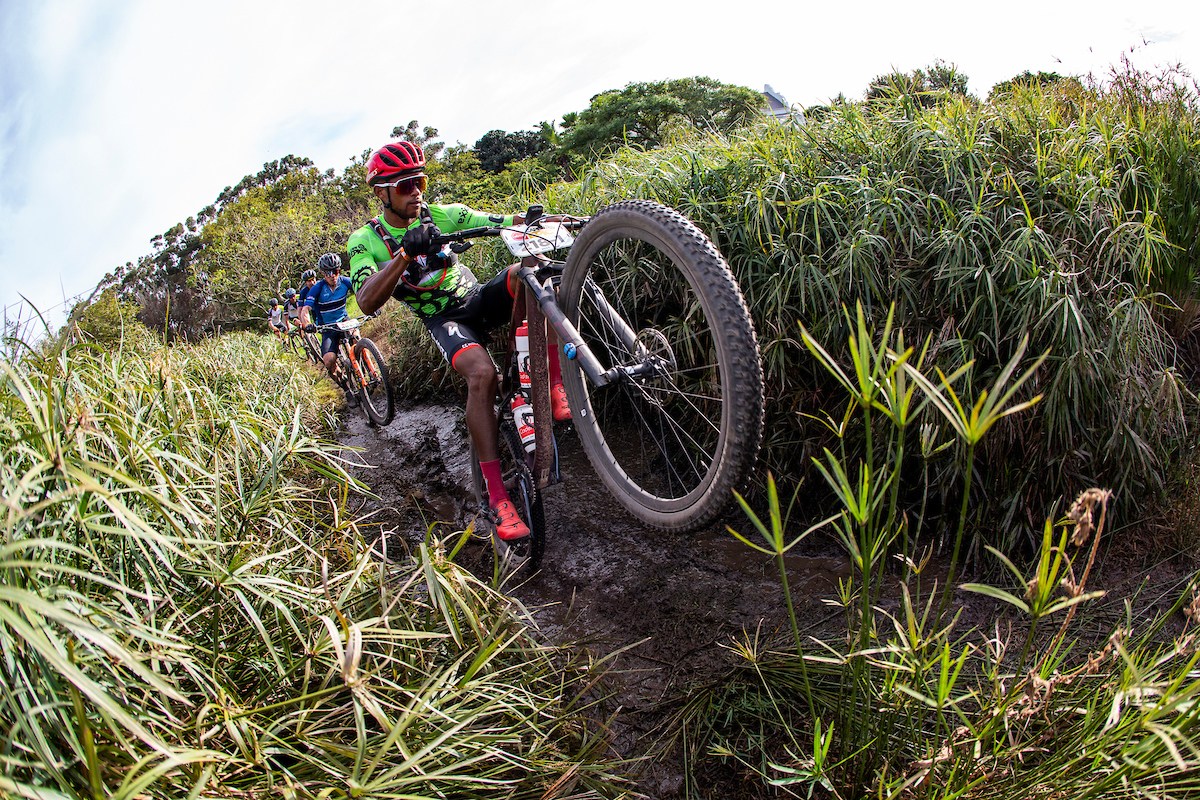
[297,269,318,306]
[299,253,359,406]
[349,140,570,544]
[266,298,286,341]
[282,287,301,333]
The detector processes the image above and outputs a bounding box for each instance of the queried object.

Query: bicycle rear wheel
[468,408,545,573]
[354,338,394,426]
[559,200,764,532]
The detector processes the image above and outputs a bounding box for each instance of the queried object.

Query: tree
[866,60,973,106]
[391,120,445,160]
[473,129,547,173]
[988,70,1070,101]
[558,77,763,159]
[65,289,153,349]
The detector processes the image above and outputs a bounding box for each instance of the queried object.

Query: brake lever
[450,242,473,254]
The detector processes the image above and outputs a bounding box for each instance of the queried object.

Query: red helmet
[366,141,426,185]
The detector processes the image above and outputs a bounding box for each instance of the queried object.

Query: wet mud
[335,402,850,796]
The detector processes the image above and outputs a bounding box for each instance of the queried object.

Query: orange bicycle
[314,316,395,427]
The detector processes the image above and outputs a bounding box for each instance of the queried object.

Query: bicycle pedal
[492,534,532,572]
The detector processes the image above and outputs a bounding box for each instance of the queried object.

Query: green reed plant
[0,331,629,798]
[666,304,1200,798]
[552,63,1200,552]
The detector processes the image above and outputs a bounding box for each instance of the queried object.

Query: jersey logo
[457,209,469,224]
[349,243,367,257]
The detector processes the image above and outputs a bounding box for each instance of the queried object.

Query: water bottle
[515,323,532,391]
[511,390,536,453]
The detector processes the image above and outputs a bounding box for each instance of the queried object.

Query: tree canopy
[558,77,763,158]
[866,59,973,106]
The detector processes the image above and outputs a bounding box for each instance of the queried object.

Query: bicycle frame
[512,254,654,391]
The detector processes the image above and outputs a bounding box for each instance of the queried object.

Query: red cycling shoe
[550,383,572,422]
[492,500,530,541]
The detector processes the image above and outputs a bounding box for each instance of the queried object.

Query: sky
[1,0,1196,335]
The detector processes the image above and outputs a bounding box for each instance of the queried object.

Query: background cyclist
[282,287,302,334]
[349,140,569,544]
[297,269,318,306]
[299,253,358,406]
[266,298,286,342]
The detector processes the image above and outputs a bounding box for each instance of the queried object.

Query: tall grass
[547,63,1200,551]
[666,306,1200,799]
[0,331,628,798]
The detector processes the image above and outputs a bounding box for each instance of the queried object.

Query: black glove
[401,222,441,259]
[304,323,317,333]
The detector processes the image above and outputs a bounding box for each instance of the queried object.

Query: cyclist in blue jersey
[297,269,318,306]
[300,253,358,406]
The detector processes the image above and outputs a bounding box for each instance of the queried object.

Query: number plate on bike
[335,319,359,331]
[500,222,574,257]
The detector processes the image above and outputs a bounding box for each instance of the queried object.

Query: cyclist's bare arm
[356,250,412,316]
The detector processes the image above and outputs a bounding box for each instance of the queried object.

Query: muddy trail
[334,401,851,796]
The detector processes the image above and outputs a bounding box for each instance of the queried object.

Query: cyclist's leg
[427,314,529,540]
[322,331,359,406]
[547,340,570,421]
[454,345,501,464]
[320,331,339,379]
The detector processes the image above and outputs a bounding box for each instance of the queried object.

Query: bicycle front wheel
[559,200,764,532]
[355,338,394,426]
[302,331,321,363]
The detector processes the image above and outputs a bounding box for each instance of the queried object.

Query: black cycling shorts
[321,329,347,357]
[423,266,516,370]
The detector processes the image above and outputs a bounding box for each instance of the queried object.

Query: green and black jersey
[347,203,514,318]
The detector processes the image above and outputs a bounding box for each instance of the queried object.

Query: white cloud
[1,0,1196,330]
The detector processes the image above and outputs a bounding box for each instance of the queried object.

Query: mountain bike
[312,316,395,426]
[287,322,321,363]
[440,200,764,569]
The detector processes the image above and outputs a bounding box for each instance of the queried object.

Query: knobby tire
[559,200,764,532]
[355,338,394,426]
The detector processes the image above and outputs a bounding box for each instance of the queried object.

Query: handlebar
[312,313,377,333]
[429,209,589,251]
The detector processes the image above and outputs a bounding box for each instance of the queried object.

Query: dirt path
[335,402,849,796]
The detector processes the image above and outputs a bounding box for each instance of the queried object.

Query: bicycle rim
[560,200,763,531]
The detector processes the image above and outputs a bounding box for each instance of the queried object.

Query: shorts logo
[446,322,461,339]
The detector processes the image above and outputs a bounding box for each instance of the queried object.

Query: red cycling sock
[548,339,563,387]
[479,459,509,507]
